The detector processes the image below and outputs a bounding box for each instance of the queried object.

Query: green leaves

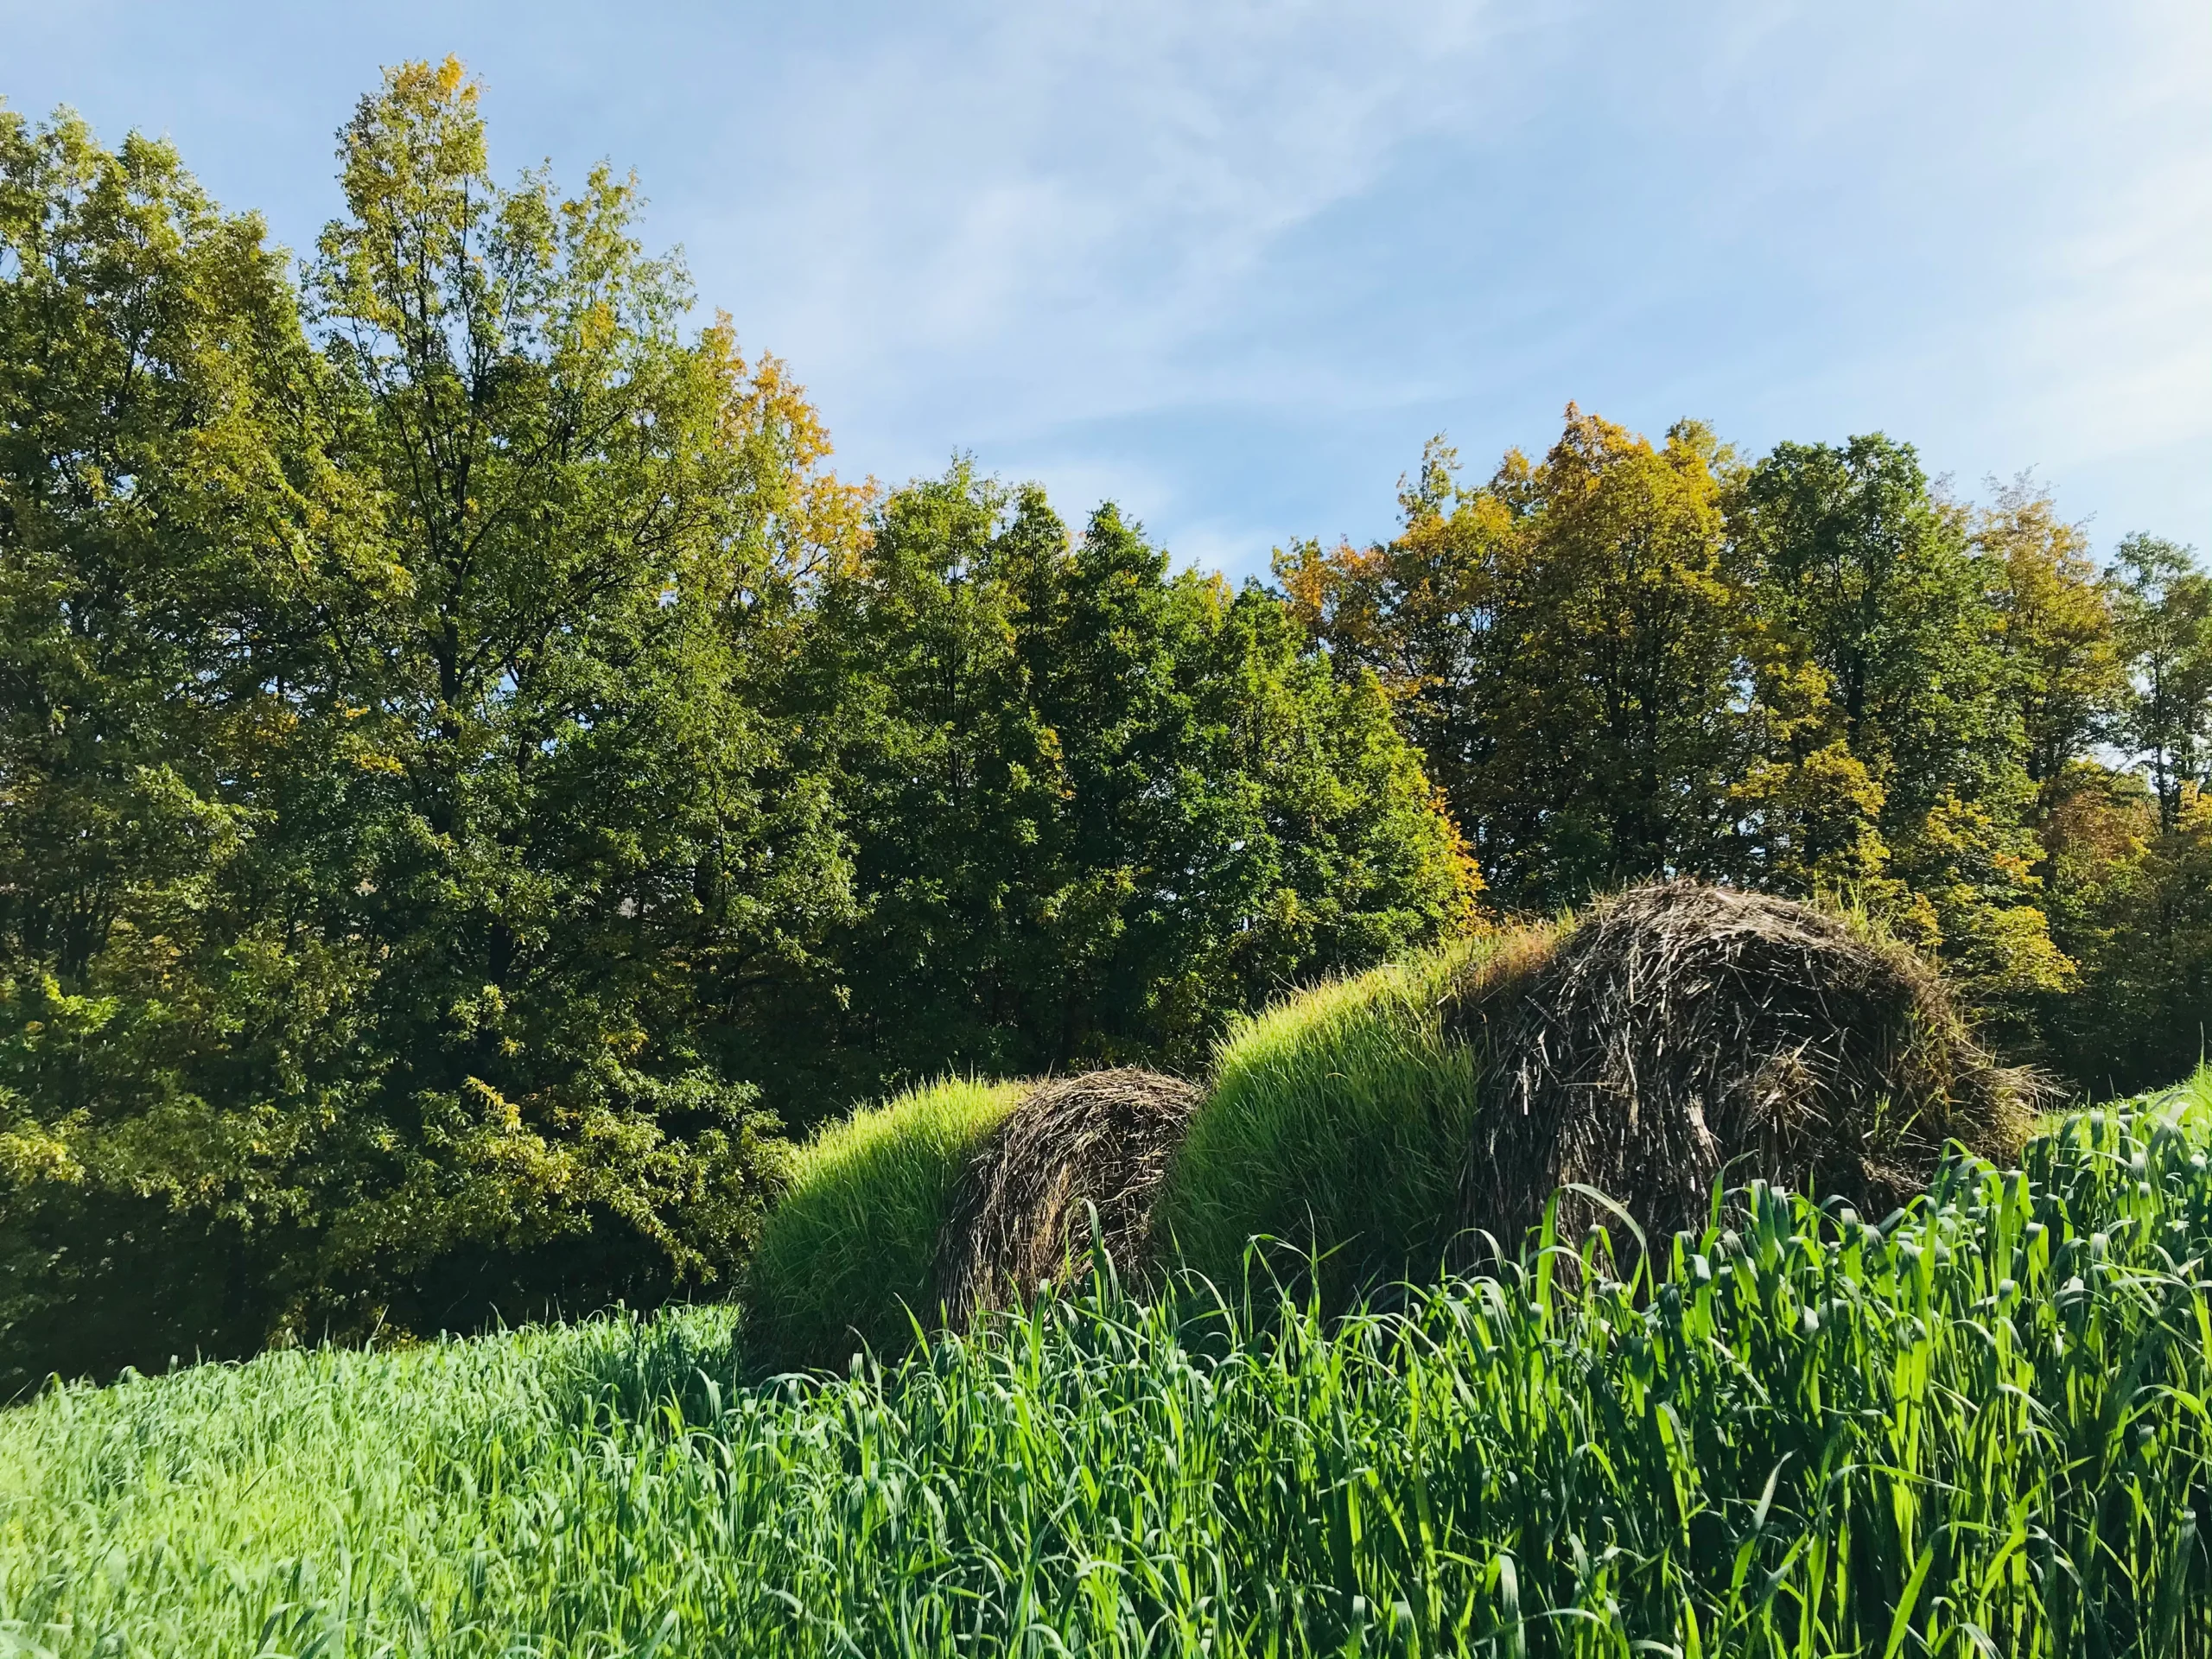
[0,70,864,1387]
[772,466,1473,1103]
[1281,414,2212,1061]
[0,67,1468,1387]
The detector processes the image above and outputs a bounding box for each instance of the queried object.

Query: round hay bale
[934,1067,1202,1326]
[1448,880,2037,1255]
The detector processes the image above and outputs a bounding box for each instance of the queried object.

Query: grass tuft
[1153,937,1495,1304]
[744,1074,1027,1371]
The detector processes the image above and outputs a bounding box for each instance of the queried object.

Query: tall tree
[282,58,861,1321]
[1976,477,2125,793]
[0,103,341,1382]
[1284,409,1749,910]
[1732,435,2068,998]
[1731,435,2005,819]
[2036,533,2212,1086]
[2112,534,2212,830]
[1497,411,1747,900]
[0,66,861,1386]
[304,57,858,1107]
[776,463,1477,1101]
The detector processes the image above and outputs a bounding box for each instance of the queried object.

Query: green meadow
[3,1071,2209,1656]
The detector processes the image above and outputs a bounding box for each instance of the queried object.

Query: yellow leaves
[1732,741,1894,897]
[445,982,508,1040]
[1896,792,2076,996]
[1535,404,1723,534]
[340,60,488,209]
[575,299,618,357]
[461,1077,523,1135]
[383,56,480,130]
[333,709,413,778]
[1913,791,2003,866]
[1271,537,1402,668]
[1268,537,1338,637]
[690,333,874,580]
[1425,784,1489,928]
[0,1117,86,1188]
[429,54,471,103]
[2041,763,2154,874]
[1977,474,2123,710]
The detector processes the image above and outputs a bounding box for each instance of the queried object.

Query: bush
[744,1076,1027,1370]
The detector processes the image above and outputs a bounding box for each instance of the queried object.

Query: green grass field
[3,1075,2209,1656]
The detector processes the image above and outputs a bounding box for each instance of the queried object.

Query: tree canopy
[0,68,1472,1389]
[1284,413,2203,1085]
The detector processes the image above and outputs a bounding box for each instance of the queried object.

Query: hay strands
[934,1067,1201,1326]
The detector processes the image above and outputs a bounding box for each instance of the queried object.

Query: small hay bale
[934,1067,1202,1326]
[1448,881,2037,1255]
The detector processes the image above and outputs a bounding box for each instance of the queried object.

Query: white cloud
[2002,146,2212,468]
[685,2,1514,439]
[7,0,2204,563]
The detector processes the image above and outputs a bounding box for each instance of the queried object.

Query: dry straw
[934,1068,1201,1325]
[1449,880,2039,1254]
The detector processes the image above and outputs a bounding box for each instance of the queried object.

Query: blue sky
[6,2,2207,580]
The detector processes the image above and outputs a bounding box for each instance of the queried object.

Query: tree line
[0,62,2203,1385]
[1278,422,2211,1089]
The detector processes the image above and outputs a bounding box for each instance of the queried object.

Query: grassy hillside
[3,1078,2209,1656]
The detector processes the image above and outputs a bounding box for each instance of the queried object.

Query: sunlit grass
[6,1077,2209,1655]
[1152,937,1490,1303]
[742,1073,1027,1370]
[746,930,1547,1353]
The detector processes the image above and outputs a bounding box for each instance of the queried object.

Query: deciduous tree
[775,464,1477,1101]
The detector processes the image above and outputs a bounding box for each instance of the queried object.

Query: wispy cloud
[683,3,1516,435]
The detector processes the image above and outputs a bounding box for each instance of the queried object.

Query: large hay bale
[1150,944,1483,1308]
[1449,881,2036,1254]
[934,1068,1201,1325]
